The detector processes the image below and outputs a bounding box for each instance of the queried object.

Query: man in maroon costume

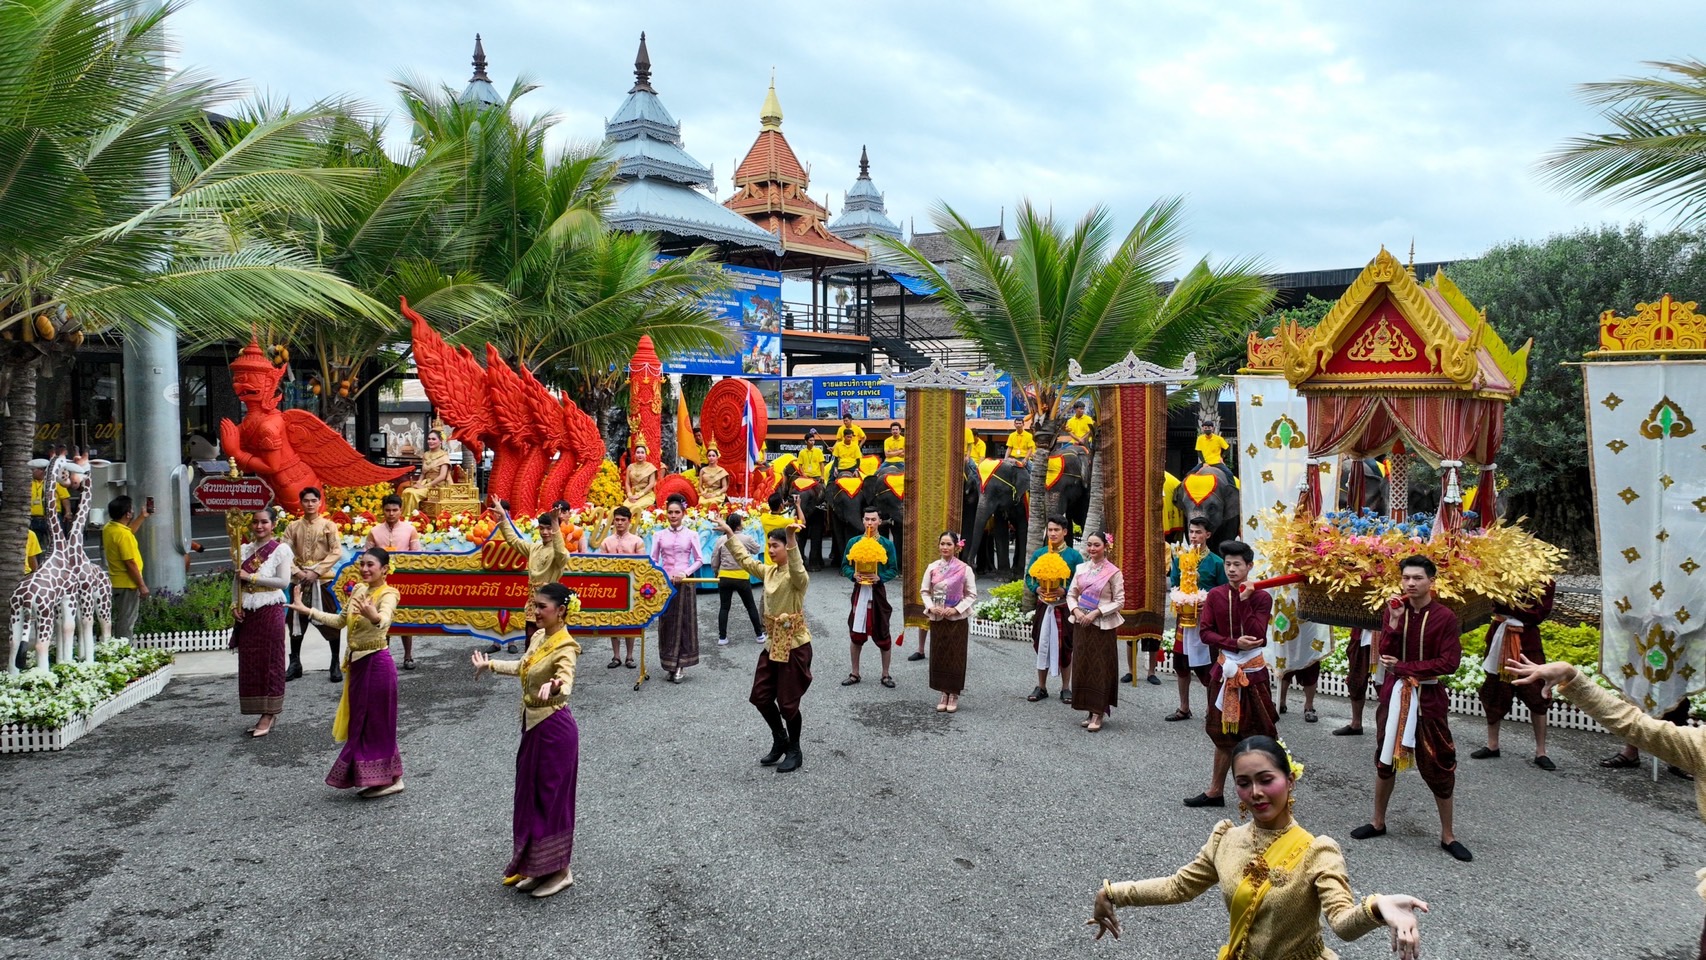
[1471,580,1558,770]
[1332,627,1374,737]
[1183,540,1277,808]
[1351,555,1471,862]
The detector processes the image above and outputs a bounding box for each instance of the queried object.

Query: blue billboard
[662,262,784,376]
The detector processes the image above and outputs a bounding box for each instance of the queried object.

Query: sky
[169,0,1705,273]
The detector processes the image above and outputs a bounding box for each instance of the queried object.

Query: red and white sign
[194,476,275,511]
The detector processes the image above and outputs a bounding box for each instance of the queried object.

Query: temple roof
[1278,247,1531,399]
[830,146,902,246]
[725,82,866,264]
[459,35,503,108]
[601,34,779,252]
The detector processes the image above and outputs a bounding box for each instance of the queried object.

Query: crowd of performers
[210,473,1706,949]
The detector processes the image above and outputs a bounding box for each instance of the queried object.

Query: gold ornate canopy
[1590,293,1706,356]
[1277,247,1531,400]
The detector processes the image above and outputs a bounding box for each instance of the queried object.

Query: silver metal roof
[607,179,781,251]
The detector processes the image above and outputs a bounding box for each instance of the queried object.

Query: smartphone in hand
[145,496,155,515]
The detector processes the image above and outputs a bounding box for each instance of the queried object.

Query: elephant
[869,461,904,549]
[823,472,872,566]
[1047,443,1091,533]
[769,465,833,570]
[965,458,1028,576]
[1174,462,1241,548]
[961,458,990,570]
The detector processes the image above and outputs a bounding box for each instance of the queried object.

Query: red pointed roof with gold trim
[1278,247,1531,400]
[723,82,867,264]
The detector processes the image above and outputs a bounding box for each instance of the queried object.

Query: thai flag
[743,391,761,469]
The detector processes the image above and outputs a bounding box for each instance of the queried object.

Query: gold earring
[1286,796,1296,814]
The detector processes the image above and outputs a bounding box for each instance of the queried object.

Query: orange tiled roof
[733,130,808,186]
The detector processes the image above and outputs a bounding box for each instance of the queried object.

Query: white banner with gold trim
[1584,360,1706,714]
[1235,374,1333,673]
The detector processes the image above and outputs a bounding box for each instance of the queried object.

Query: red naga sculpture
[219,340,411,513]
[406,300,603,515]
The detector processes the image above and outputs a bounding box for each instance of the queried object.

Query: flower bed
[0,641,175,753]
[971,581,1033,642]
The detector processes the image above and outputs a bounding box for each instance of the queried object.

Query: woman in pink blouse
[649,494,705,683]
[1067,530,1125,733]
[921,532,977,713]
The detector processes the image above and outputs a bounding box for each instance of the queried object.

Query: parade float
[1257,248,1565,629]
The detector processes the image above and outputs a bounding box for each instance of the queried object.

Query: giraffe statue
[8,457,80,674]
[63,459,111,663]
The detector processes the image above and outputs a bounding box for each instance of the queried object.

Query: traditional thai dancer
[1165,517,1225,721]
[368,495,422,669]
[231,508,294,738]
[715,510,812,772]
[473,582,582,898]
[922,531,977,714]
[1067,530,1124,733]
[1186,540,1277,808]
[491,498,569,654]
[697,445,730,508]
[284,486,344,683]
[1090,736,1428,959]
[650,493,704,683]
[598,506,647,669]
[1471,579,1557,769]
[1026,515,1082,704]
[623,442,659,511]
[842,506,899,687]
[289,546,404,798]
[1351,555,1470,861]
[1506,654,1706,951]
[398,429,452,516]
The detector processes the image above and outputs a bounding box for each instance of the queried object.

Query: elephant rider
[1195,421,1236,486]
[830,431,864,478]
[964,427,986,462]
[796,429,828,481]
[835,413,866,449]
[1005,417,1037,464]
[1063,399,1095,447]
[883,422,905,464]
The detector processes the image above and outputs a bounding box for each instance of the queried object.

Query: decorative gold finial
[760,71,782,131]
[1406,239,1416,279]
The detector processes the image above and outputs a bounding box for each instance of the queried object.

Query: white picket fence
[131,630,229,653]
[966,617,1694,735]
[0,664,176,753]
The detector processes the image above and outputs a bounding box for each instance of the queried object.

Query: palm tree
[1542,58,1706,222]
[0,0,380,658]
[395,78,733,453]
[175,102,510,426]
[879,198,1273,580]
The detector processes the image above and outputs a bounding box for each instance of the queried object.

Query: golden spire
[1406,239,1416,279]
[760,70,782,131]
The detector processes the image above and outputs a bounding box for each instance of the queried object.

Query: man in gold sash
[1351,556,1470,862]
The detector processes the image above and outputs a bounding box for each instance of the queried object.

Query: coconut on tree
[879,197,1273,588]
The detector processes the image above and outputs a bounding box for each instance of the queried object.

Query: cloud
[169,0,1704,272]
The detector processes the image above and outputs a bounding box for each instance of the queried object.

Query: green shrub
[134,573,235,635]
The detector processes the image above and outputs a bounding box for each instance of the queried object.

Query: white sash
[852,585,871,634]
[1182,625,1212,668]
[1377,678,1436,767]
[1480,618,1524,673]
[1036,603,1063,677]
[1215,646,1265,711]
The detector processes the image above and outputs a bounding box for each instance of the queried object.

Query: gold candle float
[1169,543,1207,628]
[1028,550,1072,604]
[847,537,889,585]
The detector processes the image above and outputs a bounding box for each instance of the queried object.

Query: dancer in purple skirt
[289,546,404,798]
[473,582,583,899]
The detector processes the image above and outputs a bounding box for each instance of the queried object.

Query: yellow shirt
[498,516,572,590]
[964,428,986,461]
[103,520,143,589]
[1065,413,1095,442]
[831,438,862,470]
[836,423,866,446]
[25,530,42,573]
[488,627,581,731]
[883,437,905,461]
[1196,433,1230,466]
[306,583,399,662]
[30,479,69,517]
[1006,430,1036,461]
[796,445,826,480]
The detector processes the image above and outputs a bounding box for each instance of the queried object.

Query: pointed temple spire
[760,74,783,132]
[470,34,491,83]
[630,32,655,94]
[858,144,870,179]
[460,34,502,107]
[727,83,867,263]
[830,146,901,248]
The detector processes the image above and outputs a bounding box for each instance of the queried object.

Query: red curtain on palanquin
[1303,395,1505,532]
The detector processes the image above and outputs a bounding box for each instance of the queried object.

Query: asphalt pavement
[1,569,1701,960]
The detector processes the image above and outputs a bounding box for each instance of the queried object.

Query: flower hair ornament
[1275,737,1305,782]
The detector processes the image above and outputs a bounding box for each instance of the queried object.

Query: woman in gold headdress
[697,444,729,507]
[623,442,658,511]
[399,430,452,516]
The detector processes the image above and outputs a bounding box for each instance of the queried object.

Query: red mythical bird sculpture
[219,340,412,513]
[406,299,602,515]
